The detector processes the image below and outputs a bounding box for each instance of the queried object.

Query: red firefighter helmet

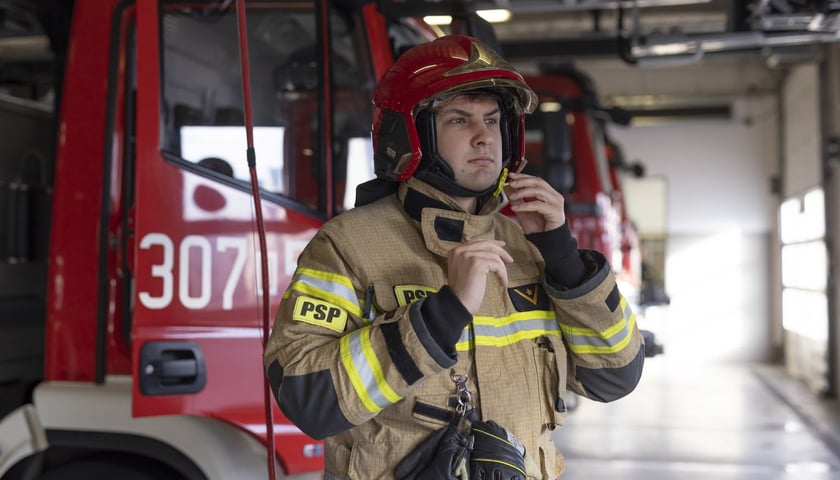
[372,35,537,195]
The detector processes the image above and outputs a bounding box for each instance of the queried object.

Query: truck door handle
[159,358,198,379]
[139,341,206,395]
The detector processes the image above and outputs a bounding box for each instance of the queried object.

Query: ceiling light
[477,9,511,23]
[423,15,452,25]
[540,102,562,112]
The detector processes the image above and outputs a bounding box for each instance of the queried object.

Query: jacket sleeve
[542,249,645,403]
[263,228,461,440]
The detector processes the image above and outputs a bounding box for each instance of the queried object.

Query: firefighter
[264,34,644,480]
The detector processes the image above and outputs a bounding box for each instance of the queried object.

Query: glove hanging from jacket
[469,419,527,480]
[393,411,473,480]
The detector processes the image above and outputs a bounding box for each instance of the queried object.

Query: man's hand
[447,239,513,314]
[505,171,566,234]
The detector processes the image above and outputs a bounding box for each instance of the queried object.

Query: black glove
[469,420,527,480]
[394,414,472,480]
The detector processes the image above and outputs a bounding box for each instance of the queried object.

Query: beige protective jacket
[264,178,644,479]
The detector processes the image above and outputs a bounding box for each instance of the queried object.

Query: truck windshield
[159,1,376,213]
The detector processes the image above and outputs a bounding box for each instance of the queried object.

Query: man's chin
[460,174,499,192]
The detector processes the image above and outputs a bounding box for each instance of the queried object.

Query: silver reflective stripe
[456,312,560,350]
[289,267,362,317]
[473,317,560,342]
[561,296,635,354]
[340,327,402,413]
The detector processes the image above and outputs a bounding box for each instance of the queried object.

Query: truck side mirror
[542,110,575,194]
[630,161,645,178]
[274,46,318,92]
[607,106,632,126]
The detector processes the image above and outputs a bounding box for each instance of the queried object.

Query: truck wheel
[38,456,184,480]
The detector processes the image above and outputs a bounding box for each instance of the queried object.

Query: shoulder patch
[292,296,348,333]
[394,285,437,307]
[508,283,551,311]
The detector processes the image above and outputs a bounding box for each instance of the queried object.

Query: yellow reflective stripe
[339,327,401,414]
[565,313,635,354]
[561,297,636,354]
[339,333,380,414]
[291,282,362,318]
[561,297,629,337]
[473,310,556,325]
[454,311,560,351]
[287,268,363,318]
[473,329,560,348]
[359,328,401,404]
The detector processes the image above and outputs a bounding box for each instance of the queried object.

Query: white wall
[610,96,779,363]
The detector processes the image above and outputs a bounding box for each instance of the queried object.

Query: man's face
[434,94,504,192]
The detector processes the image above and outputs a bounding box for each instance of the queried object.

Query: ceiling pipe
[501,0,840,67]
[618,29,840,65]
[615,0,840,67]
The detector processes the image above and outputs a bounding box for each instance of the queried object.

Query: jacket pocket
[532,335,568,430]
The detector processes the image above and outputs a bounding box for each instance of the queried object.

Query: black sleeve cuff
[526,223,588,289]
[576,345,645,402]
[419,285,473,351]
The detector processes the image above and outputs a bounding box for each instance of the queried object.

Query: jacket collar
[398,178,505,257]
[398,177,504,219]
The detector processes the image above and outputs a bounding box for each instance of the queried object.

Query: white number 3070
[137,232,277,310]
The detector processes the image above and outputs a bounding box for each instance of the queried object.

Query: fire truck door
[129,1,329,426]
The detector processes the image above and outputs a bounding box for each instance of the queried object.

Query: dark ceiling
[0,0,837,102]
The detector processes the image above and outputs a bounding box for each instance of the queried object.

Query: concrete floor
[553,357,840,479]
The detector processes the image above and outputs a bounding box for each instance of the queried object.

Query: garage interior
[1,0,839,478]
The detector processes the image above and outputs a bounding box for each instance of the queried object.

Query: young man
[264,35,644,479]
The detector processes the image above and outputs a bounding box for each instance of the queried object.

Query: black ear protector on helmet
[413,91,515,198]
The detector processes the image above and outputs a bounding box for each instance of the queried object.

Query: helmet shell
[372,35,538,181]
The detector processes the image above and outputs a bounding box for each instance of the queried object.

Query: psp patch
[394,285,437,307]
[292,296,348,333]
[508,283,550,311]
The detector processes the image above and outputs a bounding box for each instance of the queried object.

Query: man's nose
[472,122,494,145]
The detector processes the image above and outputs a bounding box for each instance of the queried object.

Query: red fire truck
[604,131,645,297]
[521,64,664,357]
[0,1,442,478]
[520,69,635,291]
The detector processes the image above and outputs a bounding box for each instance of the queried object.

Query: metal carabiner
[450,370,472,414]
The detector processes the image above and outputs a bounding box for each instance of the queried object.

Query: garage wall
[778,63,828,393]
[783,64,822,197]
[826,45,840,396]
[609,95,779,363]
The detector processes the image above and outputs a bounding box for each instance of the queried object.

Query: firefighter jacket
[264,177,645,480]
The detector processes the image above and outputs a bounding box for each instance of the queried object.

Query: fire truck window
[387,20,433,59]
[329,10,376,212]
[524,106,578,194]
[160,3,378,214]
[160,4,320,209]
[589,114,615,197]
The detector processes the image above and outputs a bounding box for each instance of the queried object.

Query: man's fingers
[452,240,514,263]
[489,262,509,288]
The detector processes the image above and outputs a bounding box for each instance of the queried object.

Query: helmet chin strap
[413,158,501,198]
